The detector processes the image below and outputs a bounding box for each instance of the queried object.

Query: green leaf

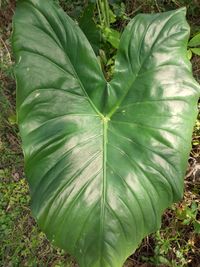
[193,221,200,234]
[191,48,200,56]
[103,27,120,48]
[187,49,192,60]
[188,32,200,47]
[79,3,101,54]
[112,2,126,19]
[8,114,17,125]
[12,1,200,267]
[109,7,117,23]
[157,256,171,265]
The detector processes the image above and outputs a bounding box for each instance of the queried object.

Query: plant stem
[103,0,110,28]
[98,0,110,28]
[97,0,103,26]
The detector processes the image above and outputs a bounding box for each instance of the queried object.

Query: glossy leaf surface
[12,1,200,267]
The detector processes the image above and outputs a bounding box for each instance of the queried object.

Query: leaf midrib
[99,118,108,262]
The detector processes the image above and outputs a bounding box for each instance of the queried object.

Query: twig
[127,4,144,17]
[0,37,12,64]
[154,0,161,12]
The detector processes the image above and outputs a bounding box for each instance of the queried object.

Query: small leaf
[191,201,198,213]
[183,218,191,225]
[8,114,17,125]
[112,3,126,19]
[109,8,117,23]
[193,221,200,234]
[187,49,192,60]
[193,139,199,146]
[157,256,171,265]
[191,48,200,56]
[104,27,120,48]
[188,32,200,47]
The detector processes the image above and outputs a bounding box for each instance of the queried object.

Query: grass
[0,0,200,266]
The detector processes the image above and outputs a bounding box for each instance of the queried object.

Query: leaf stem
[103,0,110,28]
[97,0,103,26]
[98,0,110,28]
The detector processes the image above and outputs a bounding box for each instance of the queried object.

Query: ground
[0,0,200,266]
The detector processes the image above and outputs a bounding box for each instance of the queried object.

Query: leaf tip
[176,6,187,16]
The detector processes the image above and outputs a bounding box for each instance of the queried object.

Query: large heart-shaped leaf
[12,1,200,266]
